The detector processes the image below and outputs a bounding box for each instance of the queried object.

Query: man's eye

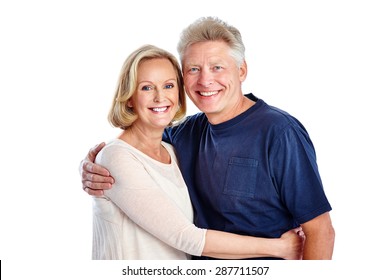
[190,67,199,72]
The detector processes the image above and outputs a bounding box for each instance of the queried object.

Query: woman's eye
[141,85,154,91]
[164,84,174,89]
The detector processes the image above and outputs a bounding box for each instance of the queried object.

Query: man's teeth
[199,91,218,97]
[152,107,168,112]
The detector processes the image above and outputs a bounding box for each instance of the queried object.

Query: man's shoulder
[246,94,293,123]
[164,112,207,143]
[174,112,207,130]
[252,100,294,125]
[247,100,309,140]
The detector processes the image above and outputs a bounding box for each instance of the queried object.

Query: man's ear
[239,60,248,82]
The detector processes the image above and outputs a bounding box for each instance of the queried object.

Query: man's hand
[80,142,114,196]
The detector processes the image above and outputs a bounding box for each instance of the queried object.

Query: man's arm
[301,212,335,259]
[79,142,114,196]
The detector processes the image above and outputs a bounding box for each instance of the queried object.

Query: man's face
[182,40,247,124]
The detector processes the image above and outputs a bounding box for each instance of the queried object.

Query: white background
[1,0,389,279]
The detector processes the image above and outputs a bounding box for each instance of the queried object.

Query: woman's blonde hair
[108,44,187,129]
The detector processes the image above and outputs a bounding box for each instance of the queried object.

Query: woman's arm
[203,228,304,260]
[98,144,303,259]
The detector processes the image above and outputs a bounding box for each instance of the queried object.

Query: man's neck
[206,95,256,125]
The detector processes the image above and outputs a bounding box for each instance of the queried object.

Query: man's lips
[198,91,218,97]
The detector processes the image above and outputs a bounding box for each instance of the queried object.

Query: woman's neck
[119,124,170,164]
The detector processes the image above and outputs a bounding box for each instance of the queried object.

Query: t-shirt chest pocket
[223,157,259,198]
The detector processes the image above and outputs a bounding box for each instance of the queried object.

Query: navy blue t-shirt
[163,94,332,259]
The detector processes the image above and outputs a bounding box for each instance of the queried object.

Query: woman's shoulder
[161,141,179,163]
[99,139,130,154]
[96,139,136,164]
[161,141,176,157]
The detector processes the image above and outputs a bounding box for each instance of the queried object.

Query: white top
[92,139,206,259]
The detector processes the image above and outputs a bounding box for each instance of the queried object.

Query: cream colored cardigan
[92,139,206,259]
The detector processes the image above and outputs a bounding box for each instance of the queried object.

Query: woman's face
[129,58,179,130]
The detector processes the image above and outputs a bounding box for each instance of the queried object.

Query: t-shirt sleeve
[96,144,206,256]
[162,127,173,144]
[269,124,332,224]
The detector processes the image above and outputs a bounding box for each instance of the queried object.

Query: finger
[82,161,112,178]
[293,226,303,233]
[293,228,306,242]
[83,179,113,190]
[83,172,114,184]
[88,142,106,161]
[298,230,306,238]
[84,187,105,196]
